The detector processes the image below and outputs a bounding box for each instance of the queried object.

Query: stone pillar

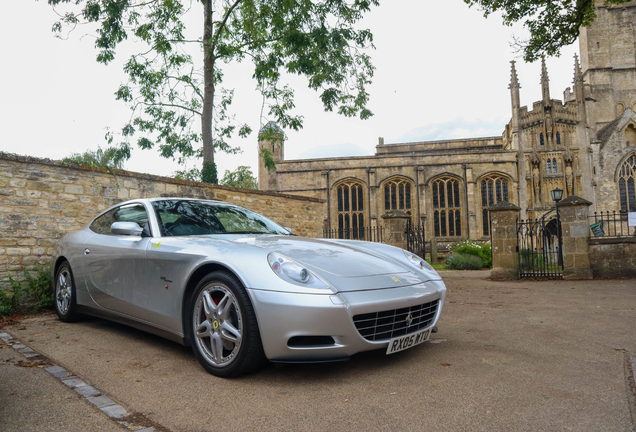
[558,195,593,280]
[381,210,410,251]
[488,201,521,281]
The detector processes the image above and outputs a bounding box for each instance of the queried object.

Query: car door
[84,202,152,318]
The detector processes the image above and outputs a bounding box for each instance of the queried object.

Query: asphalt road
[3,272,636,432]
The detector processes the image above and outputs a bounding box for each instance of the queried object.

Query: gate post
[557,196,593,280]
[488,201,521,281]
[381,210,410,251]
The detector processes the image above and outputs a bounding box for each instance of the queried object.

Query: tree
[61,146,124,169]
[463,0,632,62]
[48,0,378,183]
[220,165,258,189]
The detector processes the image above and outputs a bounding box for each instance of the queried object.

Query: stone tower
[579,1,636,133]
[257,121,285,191]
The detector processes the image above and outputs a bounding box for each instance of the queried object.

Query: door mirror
[284,227,295,235]
[111,221,143,236]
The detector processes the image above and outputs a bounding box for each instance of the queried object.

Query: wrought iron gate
[516,218,563,278]
[406,220,426,258]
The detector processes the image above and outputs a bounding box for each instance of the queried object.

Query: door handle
[84,248,90,255]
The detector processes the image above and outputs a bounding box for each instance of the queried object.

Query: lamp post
[551,188,564,268]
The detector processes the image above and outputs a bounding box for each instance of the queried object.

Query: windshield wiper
[221,231,271,234]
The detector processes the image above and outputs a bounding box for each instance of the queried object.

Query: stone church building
[259,2,636,243]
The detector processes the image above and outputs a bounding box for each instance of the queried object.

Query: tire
[187,271,267,378]
[54,261,79,323]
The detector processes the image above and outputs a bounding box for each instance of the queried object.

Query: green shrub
[446,253,484,270]
[0,266,54,317]
[450,240,492,269]
[479,243,492,268]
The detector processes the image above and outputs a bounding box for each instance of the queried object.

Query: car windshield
[151,200,290,237]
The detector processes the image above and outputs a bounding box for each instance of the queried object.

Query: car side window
[89,209,117,234]
[116,204,149,228]
[89,204,150,235]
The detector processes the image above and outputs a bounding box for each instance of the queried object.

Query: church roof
[597,108,636,146]
[258,121,284,135]
[597,116,622,144]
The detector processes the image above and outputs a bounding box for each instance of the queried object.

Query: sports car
[51,198,446,377]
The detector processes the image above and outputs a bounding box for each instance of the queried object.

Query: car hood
[232,235,410,278]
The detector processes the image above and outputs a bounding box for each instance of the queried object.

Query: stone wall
[589,238,636,278]
[0,153,325,285]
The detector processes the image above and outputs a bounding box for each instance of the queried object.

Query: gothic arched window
[626,124,636,147]
[547,159,552,174]
[540,133,545,146]
[552,158,557,173]
[383,178,412,213]
[481,175,509,236]
[619,155,636,213]
[432,177,461,237]
[556,132,561,145]
[336,180,365,239]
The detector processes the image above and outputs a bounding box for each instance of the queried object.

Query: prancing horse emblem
[405,313,413,327]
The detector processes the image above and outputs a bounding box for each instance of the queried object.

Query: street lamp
[551,188,564,268]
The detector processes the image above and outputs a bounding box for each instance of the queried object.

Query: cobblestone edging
[626,351,636,430]
[0,330,168,432]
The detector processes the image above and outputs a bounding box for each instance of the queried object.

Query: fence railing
[589,211,636,238]
[322,226,384,243]
[405,221,426,258]
[517,218,563,278]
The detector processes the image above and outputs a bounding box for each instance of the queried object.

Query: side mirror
[284,227,295,235]
[111,221,143,236]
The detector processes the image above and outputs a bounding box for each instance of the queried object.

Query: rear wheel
[55,261,79,322]
[187,271,266,377]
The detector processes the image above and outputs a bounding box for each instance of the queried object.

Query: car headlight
[403,250,436,272]
[267,253,331,290]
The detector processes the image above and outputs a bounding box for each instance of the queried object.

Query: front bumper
[247,280,446,362]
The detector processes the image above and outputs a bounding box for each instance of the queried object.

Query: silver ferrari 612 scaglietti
[51,198,446,377]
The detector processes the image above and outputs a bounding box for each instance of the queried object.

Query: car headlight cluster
[403,250,436,272]
[267,253,331,290]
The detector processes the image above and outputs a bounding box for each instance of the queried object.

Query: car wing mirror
[111,221,143,236]
[284,227,296,235]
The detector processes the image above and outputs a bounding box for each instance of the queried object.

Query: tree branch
[210,0,243,53]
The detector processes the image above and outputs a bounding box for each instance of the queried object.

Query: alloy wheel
[193,284,243,367]
[56,268,73,314]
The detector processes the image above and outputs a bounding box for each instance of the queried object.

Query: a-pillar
[558,195,593,280]
[488,201,521,280]
[381,210,410,251]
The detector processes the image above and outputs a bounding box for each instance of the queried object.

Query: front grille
[353,299,439,341]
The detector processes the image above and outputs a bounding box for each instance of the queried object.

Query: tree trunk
[202,0,215,169]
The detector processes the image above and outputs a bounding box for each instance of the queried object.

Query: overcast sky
[1,0,579,179]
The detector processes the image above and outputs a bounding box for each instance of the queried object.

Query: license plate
[386,328,431,355]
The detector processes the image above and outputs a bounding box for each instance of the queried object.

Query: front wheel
[187,271,266,378]
[55,261,79,322]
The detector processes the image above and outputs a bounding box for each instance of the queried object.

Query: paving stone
[45,365,66,374]
[61,377,87,388]
[52,370,72,379]
[18,347,34,354]
[86,395,116,408]
[23,352,39,358]
[100,404,128,419]
[0,332,11,340]
[134,428,156,432]
[11,343,26,349]
[75,385,101,397]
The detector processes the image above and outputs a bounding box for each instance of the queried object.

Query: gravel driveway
[3,273,636,432]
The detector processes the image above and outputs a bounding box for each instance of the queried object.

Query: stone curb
[0,330,165,432]
[626,352,636,432]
